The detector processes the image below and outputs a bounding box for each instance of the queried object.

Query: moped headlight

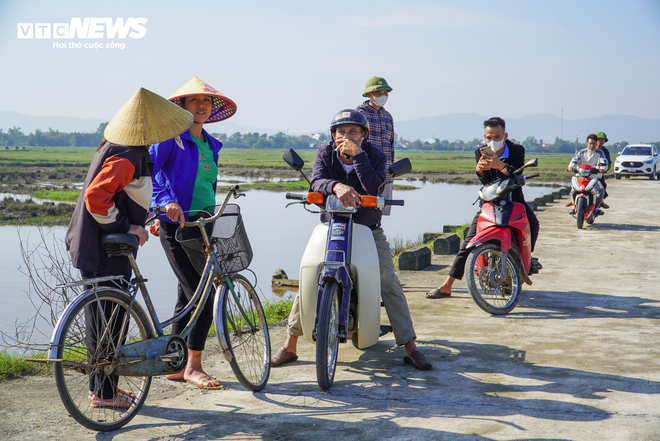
[325,195,358,213]
[479,181,499,201]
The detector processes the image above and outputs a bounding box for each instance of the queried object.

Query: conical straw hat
[104,88,193,146]
[168,76,237,123]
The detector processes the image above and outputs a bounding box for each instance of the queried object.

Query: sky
[1,0,659,134]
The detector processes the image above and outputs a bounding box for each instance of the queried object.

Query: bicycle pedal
[379,325,393,337]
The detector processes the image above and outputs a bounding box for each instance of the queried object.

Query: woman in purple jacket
[149,77,237,390]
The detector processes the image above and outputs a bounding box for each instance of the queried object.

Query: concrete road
[3,178,660,440]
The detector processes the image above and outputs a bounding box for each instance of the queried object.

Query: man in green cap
[357,76,395,214]
[596,132,611,208]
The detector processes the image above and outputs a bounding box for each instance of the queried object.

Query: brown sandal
[271,347,298,367]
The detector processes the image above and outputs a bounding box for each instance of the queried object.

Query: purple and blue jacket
[149,129,223,225]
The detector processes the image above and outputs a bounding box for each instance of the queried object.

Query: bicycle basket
[176,204,252,275]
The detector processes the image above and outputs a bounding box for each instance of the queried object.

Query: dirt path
[2,178,659,440]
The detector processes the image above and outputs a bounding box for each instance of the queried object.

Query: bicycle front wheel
[53,288,153,432]
[215,274,271,391]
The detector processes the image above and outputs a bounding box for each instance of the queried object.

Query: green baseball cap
[596,132,608,142]
[362,76,393,97]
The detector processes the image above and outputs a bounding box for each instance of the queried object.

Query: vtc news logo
[17,18,148,39]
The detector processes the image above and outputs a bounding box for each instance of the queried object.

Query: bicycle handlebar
[183,185,242,227]
[148,185,243,229]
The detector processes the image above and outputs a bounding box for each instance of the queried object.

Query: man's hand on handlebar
[128,224,149,246]
[165,201,186,226]
[333,183,362,207]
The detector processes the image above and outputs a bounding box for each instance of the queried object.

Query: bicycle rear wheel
[53,288,153,432]
[215,274,270,391]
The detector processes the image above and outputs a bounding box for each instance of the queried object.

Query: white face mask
[487,139,505,153]
[370,94,388,107]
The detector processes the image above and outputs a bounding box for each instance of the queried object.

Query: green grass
[0,147,576,182]
[0,146,97,165]
[0,350,50,382]
[262,295,295,323]
[30,189,80,202]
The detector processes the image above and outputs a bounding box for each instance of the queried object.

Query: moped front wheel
[316,282,340,390]
[53,289,153,432]
[466,243,522,315]
[215,274,271,392]
[576,197,585,229]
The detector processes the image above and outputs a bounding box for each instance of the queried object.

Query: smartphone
[479,145,493,157]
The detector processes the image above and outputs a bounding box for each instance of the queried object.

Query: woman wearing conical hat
[66,88,193,408]
[149,77,236,390]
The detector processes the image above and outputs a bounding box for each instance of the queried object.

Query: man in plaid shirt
[357,76,395,214]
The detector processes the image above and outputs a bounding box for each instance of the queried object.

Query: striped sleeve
[84,155,135,229]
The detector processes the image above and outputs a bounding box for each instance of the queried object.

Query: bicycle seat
[101,233,138,257]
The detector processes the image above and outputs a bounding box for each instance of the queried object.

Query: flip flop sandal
[425,288,451,299]
[89,391,135,409]
[185,376,224,390]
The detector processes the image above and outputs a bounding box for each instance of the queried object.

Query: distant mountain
[2,110,658,144]
[396,113,660,144]
[0,111,109,134]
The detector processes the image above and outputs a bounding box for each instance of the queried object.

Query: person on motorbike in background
[271,109,432,371]
[426,117,541,299]
[596,132,611,209]
[567,133,609,216]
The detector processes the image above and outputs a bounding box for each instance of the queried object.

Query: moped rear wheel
[316,282,340,390]
[216,274,271,392]
[576,197,585,229]
[53,289,153,432]
[466,243,522,315]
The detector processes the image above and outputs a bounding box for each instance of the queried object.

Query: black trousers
[448,202,539,280]
[159,221,215,351]
[82,259,131,399]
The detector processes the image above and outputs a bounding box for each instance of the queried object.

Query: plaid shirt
[357,100,395,169]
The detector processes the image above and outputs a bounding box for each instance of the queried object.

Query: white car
[614,144,660,180]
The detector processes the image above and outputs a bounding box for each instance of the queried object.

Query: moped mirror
[389,158,412,178]
[513,158,538,175]
[283,148,305,171]
[283,148,311,185]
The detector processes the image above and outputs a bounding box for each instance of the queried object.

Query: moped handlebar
[385,200,405,206]
[525,173,540,179]
[285,193,306,201]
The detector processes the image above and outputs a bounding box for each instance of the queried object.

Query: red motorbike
[465,158,538,315]
[569,164,604,229]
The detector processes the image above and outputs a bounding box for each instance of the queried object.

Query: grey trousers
[287,227,416,346]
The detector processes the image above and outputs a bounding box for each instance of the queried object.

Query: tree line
[1,124,656,153]
[400,135,659,154]
[0,124,327,149]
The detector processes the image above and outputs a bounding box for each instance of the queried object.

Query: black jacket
[311,140,387,228]
[475,140,527,203]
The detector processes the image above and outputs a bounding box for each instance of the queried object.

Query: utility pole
[561,107,563,140]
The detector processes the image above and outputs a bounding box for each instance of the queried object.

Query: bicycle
[32,185,271,432]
